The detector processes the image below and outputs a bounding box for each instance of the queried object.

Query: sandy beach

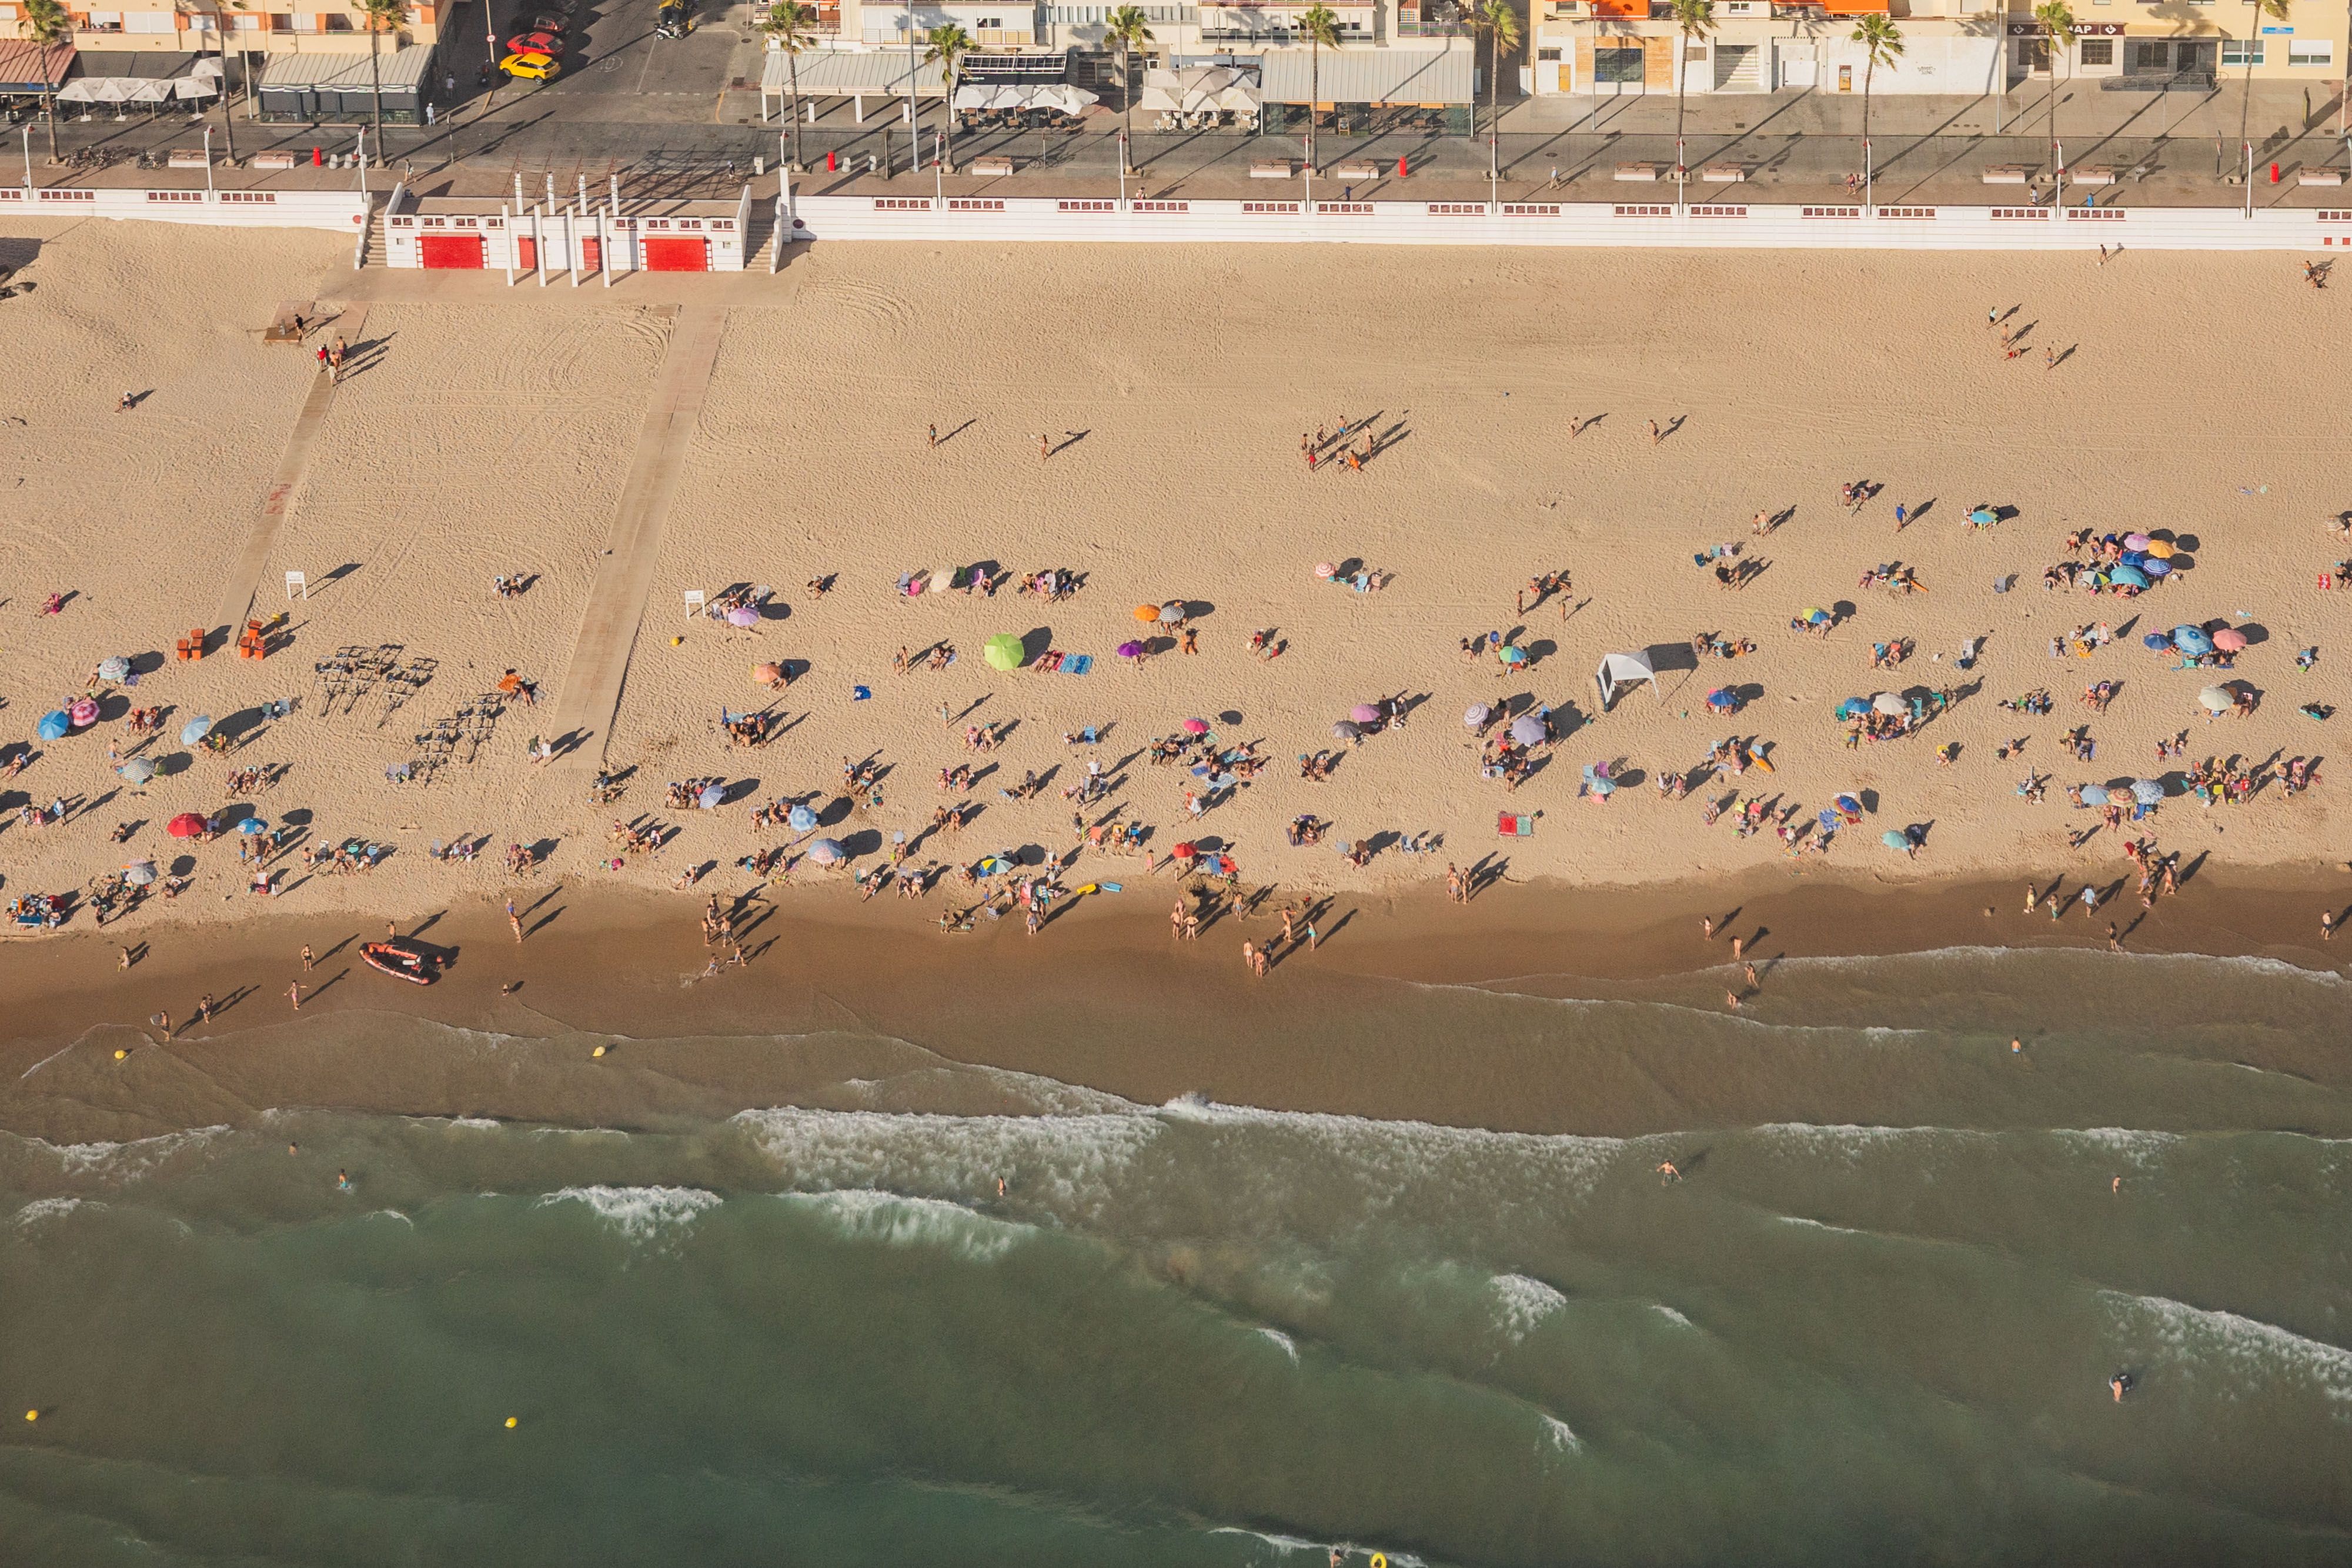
[2,219,2348,1005]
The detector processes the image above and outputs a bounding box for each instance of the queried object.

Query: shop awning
[258,45,433,94]
[0,39,74,94]
[1256,45,1474,104]
[760,48,952,96]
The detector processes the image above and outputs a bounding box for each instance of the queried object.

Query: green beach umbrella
[983,634,1025,672]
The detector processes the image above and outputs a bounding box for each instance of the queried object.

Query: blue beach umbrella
[2142,559,2171,579]
[2119,550,2148,569]
[118,757,156,786]
[787,803,818,832]
[181,715,214,746]
[697,783,724,810]
[2171,626,2214,656]
[2109,564,2149,589]
[238,815,268,836]
[1835,697,1870,720]
[97,656,131,682]
[1706,688,1739,712]
[37,710,69,741]
[1881,829,1913,851]
[806,838,846,865]
[2130,778,2165,805]
[2143,632,2173,651]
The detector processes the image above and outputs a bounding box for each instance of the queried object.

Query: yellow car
[499,51,560,80]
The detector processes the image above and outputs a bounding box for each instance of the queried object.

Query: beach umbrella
[181,716,213,745]
[1835,697,1870,719]
[1881,829,1912,851]
[1498,645,1529,666]
[1509,714,1546,747]
[751,661,783,684]
[2211,628,2248,653]
[929,568,956,593]
[983,633,1025,672]
[237,815,267,835]
[787,803,818,832]
[1464,703,1491,728]
[36,710,69,741]
[1172,842,1198,860]
[2143,632,2174,651]
[1706,688,1739,712]
[2146,540,2175,559]
[2198,685,2232,713]
[118,757,156,786]
[1314,561,1337,580]
[1182,718,1210,735]
[2142,559,2172,579]
[1804,607,1831,625]
[1582,767,1615,798]
[1132,604,1160,623]
[68,698,98,728]
[726,605,760,628]
[1835,793,1863,817]
[806,838,846,865]
[2124,532,2151,550]
[2171,625,2213,655]
[1331,720,1361,740]
[2130,778,2165,804]
[1349,703,1382,725]
[122,860,155,887]
[2109,564,2149,589]
[697,784,724,810]
[97,656,131,682]
[1158,603,1185,624]
[2119,550,2148,569]
[1117,640,1145,660]
[166,812,207,838]
[1872,693,1907,717]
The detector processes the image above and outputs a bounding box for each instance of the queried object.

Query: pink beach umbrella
[1314,561,1337,580]
[2210,628,2249,653]
[68,697,99,728]
[1182,718,1209,735]
[2123,533,2151,550]
[1349,703,1382,725]
[726,606,760,628]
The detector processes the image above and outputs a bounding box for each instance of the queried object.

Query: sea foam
[1489,1274,1568,1342]
[538,1185,720,1242]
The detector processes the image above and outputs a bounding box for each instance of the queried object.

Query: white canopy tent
[1595,651,1661,711]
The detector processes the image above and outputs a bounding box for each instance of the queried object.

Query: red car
[504,29,567,55]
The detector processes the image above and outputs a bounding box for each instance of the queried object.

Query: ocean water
[4,948,2350,1566]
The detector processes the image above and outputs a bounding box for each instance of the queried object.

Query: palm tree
[1469,0,1519,202]
[759,1,818,172]
[1850,12,1902,211]
[358,0,405,150]
[1668,0,1714,207]
[924,22,971,174]
[17,0,69,163]
[1104,4,1153,168]
[1298,1,1340,173]
[2237,0,2289,213]
[2032,0,2073,200]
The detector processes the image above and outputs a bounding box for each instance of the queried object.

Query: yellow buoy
[23,1410,36,1422]
[669,636,684,647]
[505,1416,518,1429]
[113,1048,128,1060]
[591,1045,607,1058]
[1371,1556,1386,1568]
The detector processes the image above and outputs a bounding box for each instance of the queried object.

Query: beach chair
[1064,654,1094,675]
[1498,812,1536,837]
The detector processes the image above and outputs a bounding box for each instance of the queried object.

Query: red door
[643,236,709,272]
[418,233,485,269]
[579,236,601,271]
[515,235,538,270]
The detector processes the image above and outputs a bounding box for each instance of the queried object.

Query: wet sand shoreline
[6,860,2343,1149]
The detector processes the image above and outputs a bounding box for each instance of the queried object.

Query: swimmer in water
[2110,1370,2133,1402]
[2112,1175,2122,1195]
[1656,1161,1681,1183]
[336,1169,352,1191]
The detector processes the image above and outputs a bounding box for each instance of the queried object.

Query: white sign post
[285,570,309,600]
[681,590,706,617]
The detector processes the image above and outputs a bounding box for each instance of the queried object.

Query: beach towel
[853,685,871,701]
[1065,654,1094,675]
[1498,813,1535,837]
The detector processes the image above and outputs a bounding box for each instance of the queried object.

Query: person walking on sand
[927,422,938,449]
[301,943,313,971]
[1731,934,1744,961]
[2106,921,2121,953]
[1647,419,1661,447]
[288,981,303,1011]
[119,947,131,969]
[1039,433,1051,462]
[1744,962,1758,990]
[196,994,214,1026]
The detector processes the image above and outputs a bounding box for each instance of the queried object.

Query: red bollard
[827,148,837,172]
[311,146,323,166]
[1396,154,1408,178]
[2270,161,2281,183]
